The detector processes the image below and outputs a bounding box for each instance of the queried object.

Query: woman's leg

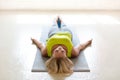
[48,17,71,37]
[48,17,62,37]
[57,17,61,28]
[48,25,60,38]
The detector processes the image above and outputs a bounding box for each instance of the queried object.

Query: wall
[0,0,120,10]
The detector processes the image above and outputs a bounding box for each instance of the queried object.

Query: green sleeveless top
[46,32,73,58]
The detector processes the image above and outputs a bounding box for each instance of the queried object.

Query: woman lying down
[31,17,92,74]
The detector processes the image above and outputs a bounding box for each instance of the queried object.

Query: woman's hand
[31,38,36,44]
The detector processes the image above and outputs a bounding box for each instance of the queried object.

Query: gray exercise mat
[31,26,90,72]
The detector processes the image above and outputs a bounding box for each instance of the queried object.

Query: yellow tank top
[46,32,73,57]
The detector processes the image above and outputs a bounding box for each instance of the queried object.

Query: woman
[31,17,92,74]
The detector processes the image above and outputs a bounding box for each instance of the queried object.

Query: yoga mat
[31,26,90,72]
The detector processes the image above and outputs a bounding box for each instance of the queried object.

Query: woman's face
[52,46,67,58]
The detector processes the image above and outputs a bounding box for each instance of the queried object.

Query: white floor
[0,11,120,80]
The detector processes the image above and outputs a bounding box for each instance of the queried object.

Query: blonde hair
[45,57,74,74]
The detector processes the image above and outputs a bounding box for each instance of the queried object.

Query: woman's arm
[31,38,47,57]
[71,39,92,57]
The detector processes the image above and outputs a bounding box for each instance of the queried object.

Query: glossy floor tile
[0,11,120,80]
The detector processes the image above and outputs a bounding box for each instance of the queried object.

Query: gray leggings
[48,24,73,38]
